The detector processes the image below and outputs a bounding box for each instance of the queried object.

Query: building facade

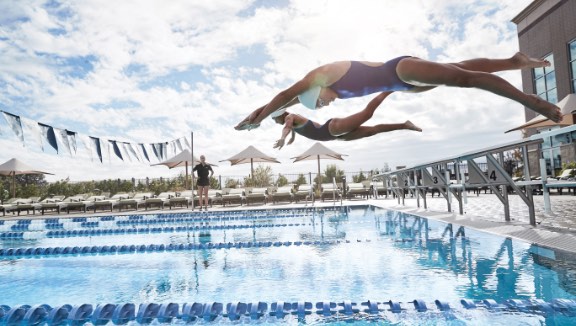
[513,0,576,176]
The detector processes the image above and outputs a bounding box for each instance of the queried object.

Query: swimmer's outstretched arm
[273,114,296,150]
[235,65,335,130]
[235,96,301,130]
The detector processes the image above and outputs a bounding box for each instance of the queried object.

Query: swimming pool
[1,205,575,324]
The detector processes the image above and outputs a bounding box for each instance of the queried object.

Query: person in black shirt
[193,155,214,211]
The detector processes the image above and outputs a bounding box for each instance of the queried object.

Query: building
[512,0,576,176]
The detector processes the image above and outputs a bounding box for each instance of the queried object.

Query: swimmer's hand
[235,120,260,131]
[273,139,285,150]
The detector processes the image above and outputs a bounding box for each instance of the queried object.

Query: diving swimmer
[235,52,562,130]
[272,91,421,149]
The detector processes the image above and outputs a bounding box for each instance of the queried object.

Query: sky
[0,0,535,183]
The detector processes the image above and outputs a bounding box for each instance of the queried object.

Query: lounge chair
[321,183,341,201]
[294,184,314,203]
[90,193,130,213]
[372,181,388,198]
[1,198,23,216]
[346,182,370,199]
[221,188,245,206]
[271,186,294,204]
[208,189,222,207]
[168,190,193,209]
[245,187,269,206]
[144,192,176,210]
[33,195,66,215]
[1,197,41,216]
[64,195,105,213]
[116,192,153,211]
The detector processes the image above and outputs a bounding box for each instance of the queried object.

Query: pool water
[0,206,575,324]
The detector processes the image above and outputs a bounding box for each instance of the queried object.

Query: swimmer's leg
[451,52,550,73]
[328,91,393,136]
[340,121,422,141]
[396,57,562,122]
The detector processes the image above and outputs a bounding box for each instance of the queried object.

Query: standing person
[272,91,421,149]
[193,155,214,211]
[235,52,562,130]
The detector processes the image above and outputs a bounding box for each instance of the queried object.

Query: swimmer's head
[272,111,289,124]
[298,86,322,110]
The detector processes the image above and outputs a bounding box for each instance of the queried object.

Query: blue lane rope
[0,237,374,259]
[1,299,575,325]
[0,207,349,238]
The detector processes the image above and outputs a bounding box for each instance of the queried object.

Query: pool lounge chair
[90,193,130,213]
[245,187,269,206]
[221,188,245,207]
[1,198,23,216]
[371,181,388,198]
[271,186,294,204]
[64,195,104,214]
[33,195,66,215]
[116,192,153,211]
[144,192,176,210]
[1,197,41,216]
[321,183,341,201]
[346,182,370,199]
[294,184,314,203]
[168,190,193,209]
[208,189,222,207]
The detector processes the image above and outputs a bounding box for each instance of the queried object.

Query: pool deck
[2,193,575,253]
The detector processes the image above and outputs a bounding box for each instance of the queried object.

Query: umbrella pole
[251,158,254,179]
[12,172,15,198]
[317,155,321,194]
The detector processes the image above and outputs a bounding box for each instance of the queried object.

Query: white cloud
[0,0,536,183]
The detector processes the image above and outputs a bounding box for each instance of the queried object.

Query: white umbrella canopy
[0,158,54,198]
[151,149,200,169]
[291,142,347,192]
[220,145,280,176]
[505,94,576,133]
[152,149,215,189]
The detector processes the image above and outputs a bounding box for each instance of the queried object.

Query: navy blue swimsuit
[294,120,337,141]
[329,56,415,98]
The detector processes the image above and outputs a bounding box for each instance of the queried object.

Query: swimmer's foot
[512,52,550,69]
[405,120,423,132]
[527,94,563,123]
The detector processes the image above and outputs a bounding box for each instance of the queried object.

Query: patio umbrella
[505,94,576,133]
[0,158,54,198]
[151,149,216,189]
[291,142,347,192]
[220,145,280,176]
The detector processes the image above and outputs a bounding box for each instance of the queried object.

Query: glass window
[542,136,552,149]
[535,77,546,95]
[553,148,561,171]
[534,67,544,79]
[552,133,571,147]
[533,53,557,103]
[570,39,576,92]
[547,88,558,103]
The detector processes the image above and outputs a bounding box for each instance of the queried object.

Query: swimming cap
[297,86,321,110]
[270,108,287,118]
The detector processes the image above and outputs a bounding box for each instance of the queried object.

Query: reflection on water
[374,209,576,302]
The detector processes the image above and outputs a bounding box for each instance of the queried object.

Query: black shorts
[197,179,210,187]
